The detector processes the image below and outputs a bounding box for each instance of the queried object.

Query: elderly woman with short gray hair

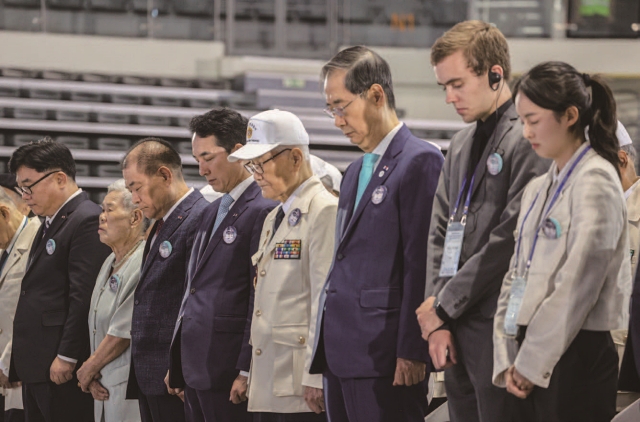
[76,179,150,422]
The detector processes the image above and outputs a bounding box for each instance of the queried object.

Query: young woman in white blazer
[492,61,631,421]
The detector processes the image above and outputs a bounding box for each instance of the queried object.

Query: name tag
[275,240,301,260]
[504,275,527,336]
[439,222,465,277]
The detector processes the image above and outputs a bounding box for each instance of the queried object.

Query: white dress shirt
[371,122,403,171]
[150,188,194,248]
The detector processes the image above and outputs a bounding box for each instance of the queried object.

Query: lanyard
[450,173,476,226]
[514,145,591,277]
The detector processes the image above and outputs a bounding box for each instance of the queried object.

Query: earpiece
[488,70,502,91]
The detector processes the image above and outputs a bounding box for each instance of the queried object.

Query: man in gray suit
[416,20,549,422]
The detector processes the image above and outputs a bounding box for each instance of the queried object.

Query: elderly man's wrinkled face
[99,191,135,248]
[123,163,167,220]
[0,204,15,250]
[251,148,295,202]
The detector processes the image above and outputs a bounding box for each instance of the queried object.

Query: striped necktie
[211,194,234,240]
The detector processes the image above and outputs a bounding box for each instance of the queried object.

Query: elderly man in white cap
[310,155,342,197]
[228,110,337,422]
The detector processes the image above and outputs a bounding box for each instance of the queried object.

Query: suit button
[298,336,305,345]
[255,310,262,317]
[337,253,344,260]
[255,349,262,356]
[190,288,196,294]
[260,270,266,276]
[134,300,139,305]
[543,372,550,379]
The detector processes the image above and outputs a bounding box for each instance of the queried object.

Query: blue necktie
[354,153,379,210]
[211,194,234,239]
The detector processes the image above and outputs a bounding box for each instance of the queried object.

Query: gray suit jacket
[425,103,550,319]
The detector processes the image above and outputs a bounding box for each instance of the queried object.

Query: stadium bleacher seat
[56,136,90,149]
[97,112,130,124]
[95,163,123,177]
[95,137,130,151]
[13,108,47,120]
[88,0,128,12]
[173,0,214,17]
[55,110,90,122]
[75,163,91,177]
[71,91,104,103]
[2,0,40,8]
[132,0,169,14]
[12,133,43,146]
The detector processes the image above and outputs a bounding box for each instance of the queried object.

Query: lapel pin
[159,240,173,258]
[378,170,385,177]
[178,216,183,220]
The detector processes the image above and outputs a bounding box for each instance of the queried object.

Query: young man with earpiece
[416,20,549,422]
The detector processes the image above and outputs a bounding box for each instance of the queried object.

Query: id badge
[504,275,527,336]
[439,221,465,277]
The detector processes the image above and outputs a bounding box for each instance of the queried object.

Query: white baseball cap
[310,155,343,193]
[228,109,309,162]
[617,121,633,147]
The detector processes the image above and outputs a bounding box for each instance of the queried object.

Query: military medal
[487,152,504,176]
[223,226,237,244]
[371,185,388,205]
[46,239,56,255]
[159,240,172,258]
[289,208,301,226]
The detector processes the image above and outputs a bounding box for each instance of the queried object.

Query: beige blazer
[0,217,40,406]
[248,176,337,413]
[493,145,631,389]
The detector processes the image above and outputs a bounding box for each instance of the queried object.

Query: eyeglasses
[244,149,292,175]
[323,99,355,119]
[16,170,59,195]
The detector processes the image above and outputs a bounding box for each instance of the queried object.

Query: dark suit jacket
[127,189,207,397]
[310,124,444,378]
[620,265,640,392]
[168,181,276,391]
[425,104,550,320]
[9,191,110,383]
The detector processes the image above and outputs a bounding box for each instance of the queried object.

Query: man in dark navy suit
[165,109,276,422]
[310,46,444,421]
[9,138,111,422]
[122,138,208,422]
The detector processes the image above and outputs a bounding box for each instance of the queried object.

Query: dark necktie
[42,219,50,239]
[0,250,9,272]
[273,207,285,234]
[143,219,165,263]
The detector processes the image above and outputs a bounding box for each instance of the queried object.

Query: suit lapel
[340,127,407,244]
[141,190,200,278]
[194,183,258,277]
[337,162,359,241]
[470,109,517,199]
[27,192,88,274]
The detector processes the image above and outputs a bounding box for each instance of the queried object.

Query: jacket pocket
[41,310,67,327]
[359,288,401,308]
[213,316,247,333]
[272,324,307,397]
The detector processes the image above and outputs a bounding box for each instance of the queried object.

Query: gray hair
[0,188,18,209]
[321,46,396,110]
[274,145,310,161]
[106,179,151,232]
[621,144,637,165]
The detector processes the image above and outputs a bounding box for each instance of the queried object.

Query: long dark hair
[513,61,619,177]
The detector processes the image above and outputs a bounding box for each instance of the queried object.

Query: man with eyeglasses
[228,109,337,422]
[8,137,111,422]
[164,108,276,422]
[308,46,444,421]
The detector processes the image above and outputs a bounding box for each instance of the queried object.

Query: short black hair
[122,137,183,177]
[189,108,249,154]
[321,46,396,110]
[9,136,76,180]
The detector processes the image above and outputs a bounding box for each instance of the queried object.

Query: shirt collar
[282,176,314,213]
[163,188,194,222]
[371,122,403,160]
[227,176,254,208]
[46,189,82,226]
[552,141,591,184]
[4,216,27,256]
[475,99,513,136]
[625,178,640,200]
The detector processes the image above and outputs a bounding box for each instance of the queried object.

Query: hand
[416,296,445,340]
[393,358,426,386]
[229,374,248,404]
[76,359,101,392]
[0,369,10,389]
[164,370,183,396]
[89,380,109,401]
[50,357,76,385]
[505,365,534,399]
[304,387,325,414]
[428,329,458,370]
